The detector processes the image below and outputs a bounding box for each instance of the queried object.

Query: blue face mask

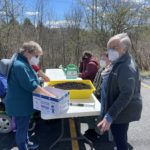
[108,48,120,62]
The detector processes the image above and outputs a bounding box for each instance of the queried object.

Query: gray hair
[108,33,131,51]
[20,41,43,55]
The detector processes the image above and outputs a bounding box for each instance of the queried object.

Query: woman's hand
[38,70,50,82]
[97,118,111,134]
[43,76,50,82]
[45,92,56,98]
[34,86,56,98]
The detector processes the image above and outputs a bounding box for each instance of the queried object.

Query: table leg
[48,119,64,150]
[75,118,94,150]
[63,118,94,150]
[48,118,94,150]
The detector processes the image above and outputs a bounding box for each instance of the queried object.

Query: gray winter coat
[105,51,142,124]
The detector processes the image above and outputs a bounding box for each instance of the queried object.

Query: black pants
[111,123,129,150]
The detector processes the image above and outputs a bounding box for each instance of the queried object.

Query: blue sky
[22,0,80,27]
[24,0,78,20]
[17,0,149,27]
[23,0,148,19]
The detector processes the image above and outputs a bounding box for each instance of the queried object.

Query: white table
[42,69,101,150]
[41,94,100,120]
[43,68,100,119]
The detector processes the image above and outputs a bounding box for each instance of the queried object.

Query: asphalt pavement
[128,86,150,150]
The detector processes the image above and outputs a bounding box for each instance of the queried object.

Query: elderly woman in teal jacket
[5,41,55,150]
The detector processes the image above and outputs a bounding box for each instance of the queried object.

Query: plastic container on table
[46,80,96,99]
[64,64,79,79]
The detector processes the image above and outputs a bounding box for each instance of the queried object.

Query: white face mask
[108,49,120,62]
[30,56,40,65]
[99,60,106,68]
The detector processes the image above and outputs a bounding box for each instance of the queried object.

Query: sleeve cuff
[31,81,39,92]
[104,113,113,123]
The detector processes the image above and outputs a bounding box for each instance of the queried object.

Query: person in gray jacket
[97,33,142,150]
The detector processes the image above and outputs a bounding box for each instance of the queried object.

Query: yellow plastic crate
[45,80,96,99]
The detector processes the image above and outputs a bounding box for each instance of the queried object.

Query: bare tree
[0,0,149,70]
[0,0,23,58]
[65,7,83,64]
[77,0,150,69]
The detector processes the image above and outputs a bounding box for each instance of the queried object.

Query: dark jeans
[15,116,30,150]
[111,123,129,150]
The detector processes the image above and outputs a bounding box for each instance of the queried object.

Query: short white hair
[108,33,131,51]
[20,41,43,55]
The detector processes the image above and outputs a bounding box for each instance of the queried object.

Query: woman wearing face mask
[83,52,111,139]
[99,54,113,118]
[97,33,142,150]
[5,41,55,150]
[31,57,50,82]
[93,52,110,99]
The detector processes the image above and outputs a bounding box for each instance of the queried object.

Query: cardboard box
[33,87,69,116]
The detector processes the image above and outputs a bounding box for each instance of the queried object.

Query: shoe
[27,141,39,150]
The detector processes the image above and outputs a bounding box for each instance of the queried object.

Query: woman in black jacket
[97,33,142,150]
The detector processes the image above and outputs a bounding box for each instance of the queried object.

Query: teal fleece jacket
[5,53,40,116]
